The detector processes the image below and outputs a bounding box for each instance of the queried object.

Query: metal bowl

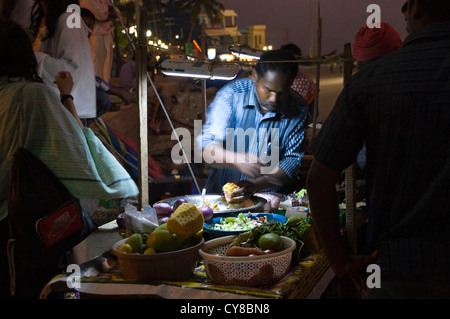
[155,194,267,216]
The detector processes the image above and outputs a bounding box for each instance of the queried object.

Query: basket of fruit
[112,203,205,282]
[199,234,296,287]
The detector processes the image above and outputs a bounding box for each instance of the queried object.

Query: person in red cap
[352,22,403,174]
[352,22,403,71]
[307,0,450,299]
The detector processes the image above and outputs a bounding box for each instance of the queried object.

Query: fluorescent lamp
[229,45,265,60]
[161,59,240,80]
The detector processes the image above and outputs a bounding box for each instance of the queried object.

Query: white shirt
[35,12,96,118]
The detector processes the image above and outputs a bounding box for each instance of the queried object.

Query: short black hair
[401,1,408,13]
[255,50,298,79]
[0,20,42,82]
[280,43,302,59]
[408,0,450,21]
[31,0,80,40]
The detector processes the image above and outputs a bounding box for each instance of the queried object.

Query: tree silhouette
[174,0,225,43]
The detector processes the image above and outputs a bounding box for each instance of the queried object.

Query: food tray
[155,194,267,216]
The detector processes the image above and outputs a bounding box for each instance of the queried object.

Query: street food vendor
[195,50,310,200]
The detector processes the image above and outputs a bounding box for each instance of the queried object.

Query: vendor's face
[252,69,293,114]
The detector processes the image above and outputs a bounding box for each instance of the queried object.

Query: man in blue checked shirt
[195,50,310,200]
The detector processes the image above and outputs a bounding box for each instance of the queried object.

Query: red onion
[172,198,188,211]
[198,205,214,221]
[153,202,173,217]
[116,213,126,229]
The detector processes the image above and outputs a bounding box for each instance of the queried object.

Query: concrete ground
[301,64,345,123]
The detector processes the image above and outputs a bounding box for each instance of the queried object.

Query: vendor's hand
[233,153,262,178]
[53,71,73,97]
[230,180,257,201]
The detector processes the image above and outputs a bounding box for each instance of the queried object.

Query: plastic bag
[255,192,285,212]
[124,203,158,234]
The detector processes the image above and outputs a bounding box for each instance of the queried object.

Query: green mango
[125,233,143,253]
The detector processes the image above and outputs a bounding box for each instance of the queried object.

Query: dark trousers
[0,217,72,299]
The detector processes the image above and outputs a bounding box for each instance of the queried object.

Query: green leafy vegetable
[230,216,312,264]
[213,213,267,231]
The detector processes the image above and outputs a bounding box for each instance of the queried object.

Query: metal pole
[309,0,314,58]
[343,42,357,254]
[312,1,322,139]
[135,1,149,209]
[200,22,207,123]
[109,0,202,195]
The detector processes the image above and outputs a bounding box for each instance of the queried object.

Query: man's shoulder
[220,78,254,93]
[289,89,309,110]
[21,81,60,107]
[22,81,53,95]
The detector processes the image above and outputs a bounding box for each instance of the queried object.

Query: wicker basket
[199,235,296,287]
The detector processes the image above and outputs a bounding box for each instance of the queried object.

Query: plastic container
[112,236,204,282]
[199,235,296,287]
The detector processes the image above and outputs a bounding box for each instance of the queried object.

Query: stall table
[40,247,333,299]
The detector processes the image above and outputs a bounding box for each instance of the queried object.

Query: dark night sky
[220,0,409,54]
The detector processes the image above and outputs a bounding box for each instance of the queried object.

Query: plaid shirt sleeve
[197,83,236,150]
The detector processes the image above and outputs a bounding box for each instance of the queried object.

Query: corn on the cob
[166,203,204,241]
[222,182,240,203]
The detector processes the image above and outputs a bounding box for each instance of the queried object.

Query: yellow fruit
[195,228,204,237]
[146,229,181,252]
[166,203,204,241]
[125,233,143,253]
[258,232,283,251]
[118,243,132,253]
[143,247,157,255]
[152,223,167,233]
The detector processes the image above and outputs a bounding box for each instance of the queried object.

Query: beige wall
[247,25,266,50]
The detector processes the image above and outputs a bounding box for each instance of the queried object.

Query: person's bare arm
[203,143,262,178]
[54,71,83,127]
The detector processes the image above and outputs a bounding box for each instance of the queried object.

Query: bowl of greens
[203,212,287,239]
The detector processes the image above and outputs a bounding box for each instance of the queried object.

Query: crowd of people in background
[2,0,140,124]
[0,0,139,298]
